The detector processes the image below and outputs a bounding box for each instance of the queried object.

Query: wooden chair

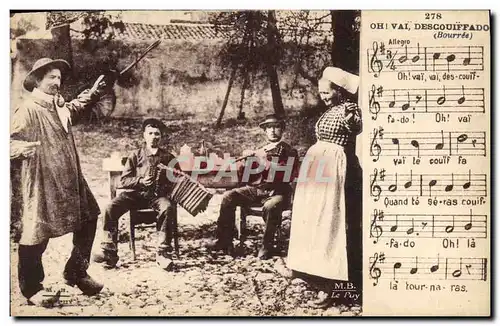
[237,202,292,251]
[106,157,179,261]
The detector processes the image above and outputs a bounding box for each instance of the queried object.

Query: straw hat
[23,58,70,92]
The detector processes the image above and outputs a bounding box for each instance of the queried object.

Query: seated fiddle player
[93,118,179,270]
[207,114,299,260]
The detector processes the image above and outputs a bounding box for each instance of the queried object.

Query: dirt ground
[10,117,362,317]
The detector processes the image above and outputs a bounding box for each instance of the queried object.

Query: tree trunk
[215,66,237,128]
[237,69,249,120]
[330,10,358,74]
[51,25,74,73]
[266,10,285,117]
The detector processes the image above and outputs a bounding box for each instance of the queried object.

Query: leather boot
[92,248,119,268]
[92,231,119,268]
[156,250,174,271]
[205,239,234,255]
[27,289,61,308]
[64,273,104,296]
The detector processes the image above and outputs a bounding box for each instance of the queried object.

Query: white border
[3,1,498,324]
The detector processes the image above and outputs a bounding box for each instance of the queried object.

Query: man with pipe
[11,58,108,307]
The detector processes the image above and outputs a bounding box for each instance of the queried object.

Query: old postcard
[9,10,490,316]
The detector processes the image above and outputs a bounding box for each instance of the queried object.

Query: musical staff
[368,85,485,120]
[367,43,484,75]
[370,209,487,243]
[370,128,486,161]
[368,253,487,285]
[370,169,486,199]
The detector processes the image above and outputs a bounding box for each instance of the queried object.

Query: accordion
[157,163,213,217]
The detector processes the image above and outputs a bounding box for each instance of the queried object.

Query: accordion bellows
[161,165,214,217]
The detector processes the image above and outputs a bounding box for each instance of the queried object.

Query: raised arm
[343,102,363,136]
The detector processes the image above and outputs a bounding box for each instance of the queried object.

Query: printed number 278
[425,13,442,19]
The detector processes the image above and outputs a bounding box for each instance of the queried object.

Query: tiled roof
[70,22,229,42]
[21,21,332,43]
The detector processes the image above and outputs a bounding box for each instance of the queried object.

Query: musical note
[458,85,466,105]
[366,129,486,158]
[370,255,487,283]
[389,90,396,108]
[412,43,420,63]
[393,262,402,281]
[370,209,384,244]
[428,179,437,197]
[463,46,471,66]
[437,86,446,105]
[370,128,382,162]
[390,215,398,232]
[388,173,398,192]
[367,45,484,74]
[369,84,381,119]
[464,209,473,231]
[392,138,400,156]
[370,42,383,76]
[399,45,408,63]
[446,54,456,72]
[411,140,420,158]
[366,211,487,240]
[445,215,455,233]
[402,92,410,111]
[445,173,454,192]
[410,257,418,275]
[456,133,468,154]
[370,168,382,202]
[430,255,440,273]
[452,258,463,278]
[463,170,471,190]
[435,130,445,150]
[407,218,415,235]
[404,170,413,189]
[432,52,441,71]
[369,170,486,197]
[366,85,485,116]
[369,253,385,286]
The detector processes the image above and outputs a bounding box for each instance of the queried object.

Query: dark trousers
[18,218,97,299]
[103,191,175,250]
[216,186,286,248]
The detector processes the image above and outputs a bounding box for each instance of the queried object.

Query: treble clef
[370,209,384,244]
[370,41,383,77]
[369,252,385,286]
[370,168,382,202]
[369,84,381,121]
[370,127,383,162]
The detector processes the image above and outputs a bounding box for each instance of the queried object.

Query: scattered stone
[291,278,306,286]
[255,272,274,282]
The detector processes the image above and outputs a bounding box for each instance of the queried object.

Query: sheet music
[360,11,490,316]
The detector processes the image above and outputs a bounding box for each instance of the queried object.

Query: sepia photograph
[10,10,362,316]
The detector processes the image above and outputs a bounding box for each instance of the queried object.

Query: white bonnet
[320,66,359,95]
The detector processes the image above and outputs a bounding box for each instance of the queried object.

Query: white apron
[287,140,348,280]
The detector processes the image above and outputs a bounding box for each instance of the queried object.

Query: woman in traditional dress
[287,66,362,308]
